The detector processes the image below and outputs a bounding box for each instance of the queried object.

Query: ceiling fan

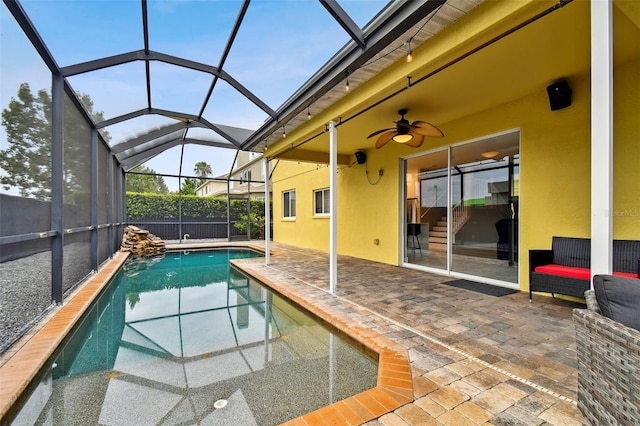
[367,109,443,149]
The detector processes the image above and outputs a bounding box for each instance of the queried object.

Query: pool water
[13,249,378,425]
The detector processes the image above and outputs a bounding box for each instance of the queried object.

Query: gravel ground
[0,243,93,354]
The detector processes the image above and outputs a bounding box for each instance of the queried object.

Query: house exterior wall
[196,180,227,197]
[271,2,640,292]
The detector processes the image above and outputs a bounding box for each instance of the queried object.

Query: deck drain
[214,399,227,409]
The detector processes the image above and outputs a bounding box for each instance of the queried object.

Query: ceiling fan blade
[375,131,396,149]
[405,132,425,148]
[410,120,444,137]
[367,127,394,138]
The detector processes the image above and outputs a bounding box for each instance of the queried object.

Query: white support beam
[264,157,271,265]
[329,121,338,293]
[590,0,614,284]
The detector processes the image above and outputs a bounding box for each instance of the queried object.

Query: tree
[0,82,108,200]
[126,165,169,194]
[193,161,212,185]
[1,84,52,198]
[180,177,198,196]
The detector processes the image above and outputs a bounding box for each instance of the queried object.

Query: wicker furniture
[574,286,640,425]
[529,237,640,301]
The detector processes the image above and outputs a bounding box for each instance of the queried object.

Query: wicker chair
[573,290,640,425]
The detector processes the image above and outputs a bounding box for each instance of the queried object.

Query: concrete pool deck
[0,241,587,425]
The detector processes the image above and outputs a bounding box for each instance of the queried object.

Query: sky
[1,0,388,192]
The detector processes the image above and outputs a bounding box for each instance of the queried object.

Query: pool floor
[6,249,382,425]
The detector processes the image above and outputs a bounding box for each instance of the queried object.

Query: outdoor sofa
[573,275,640,425]
[529,236,640,301]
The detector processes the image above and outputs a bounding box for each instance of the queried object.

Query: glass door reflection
[404,132,519,285]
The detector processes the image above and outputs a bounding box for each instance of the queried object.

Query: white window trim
[313,188,330,216]
[283,189,296,219]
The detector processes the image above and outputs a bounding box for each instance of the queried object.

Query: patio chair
[573,275,640,425]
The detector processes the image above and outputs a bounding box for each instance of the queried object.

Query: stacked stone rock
[120,225,166,256]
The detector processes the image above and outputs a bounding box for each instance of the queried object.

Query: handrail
[452,202,470,233]
[420,191,448,219]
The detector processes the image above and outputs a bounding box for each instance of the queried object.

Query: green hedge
[126,192,266,220]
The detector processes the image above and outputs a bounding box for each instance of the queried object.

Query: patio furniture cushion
[593,274,640,331]
[612,271,639,279]
[533,264,590,280]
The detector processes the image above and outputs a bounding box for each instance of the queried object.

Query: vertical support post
[107,153,114,256]
[227,151,240,242]
[118,164,125,247]
[51,73,64,304]
[90,128,98,271]
[264,157,271,265]
[178,145,185,242]
[590,0,613,283]
[446,147,452,272]
[246,182,251,240]
[329,121,338,293]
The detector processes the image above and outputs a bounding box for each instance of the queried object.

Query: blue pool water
[12,249,377,425]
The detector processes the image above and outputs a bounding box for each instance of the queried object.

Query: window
[283,190,296,218]
[314,188,330,215]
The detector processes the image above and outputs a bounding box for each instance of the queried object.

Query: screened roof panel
[335,0,390,28]
[3,0,482,173]
[19,0,142,67]
[66,61,148,121]
[203,79,270,131]
[0,4,51,124]
[148,61,213,115]
[101,115,180,148]
[146,0,238,65]
[221,0,355,109]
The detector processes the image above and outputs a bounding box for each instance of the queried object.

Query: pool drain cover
[214,399,227,409]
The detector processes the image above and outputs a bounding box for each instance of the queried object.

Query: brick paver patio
[1,241,588,425]
[234,242,587,425]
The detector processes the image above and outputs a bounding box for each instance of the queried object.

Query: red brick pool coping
[0,244,412,424]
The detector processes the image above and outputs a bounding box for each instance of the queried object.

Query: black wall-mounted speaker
[355,151,366,164]
[547,80,572,111]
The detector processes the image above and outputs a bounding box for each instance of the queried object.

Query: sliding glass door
[404,132,519,285]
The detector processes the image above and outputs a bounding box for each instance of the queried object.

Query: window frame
[314,188,330,216]
[282,189,296,219]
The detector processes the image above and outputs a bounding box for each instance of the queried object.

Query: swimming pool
[9,249,378,425]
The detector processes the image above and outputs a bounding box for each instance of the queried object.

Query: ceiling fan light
[481,151,499,159]
[393,134,413,143]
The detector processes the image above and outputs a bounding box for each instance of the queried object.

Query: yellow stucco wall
[271,2,640,292]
